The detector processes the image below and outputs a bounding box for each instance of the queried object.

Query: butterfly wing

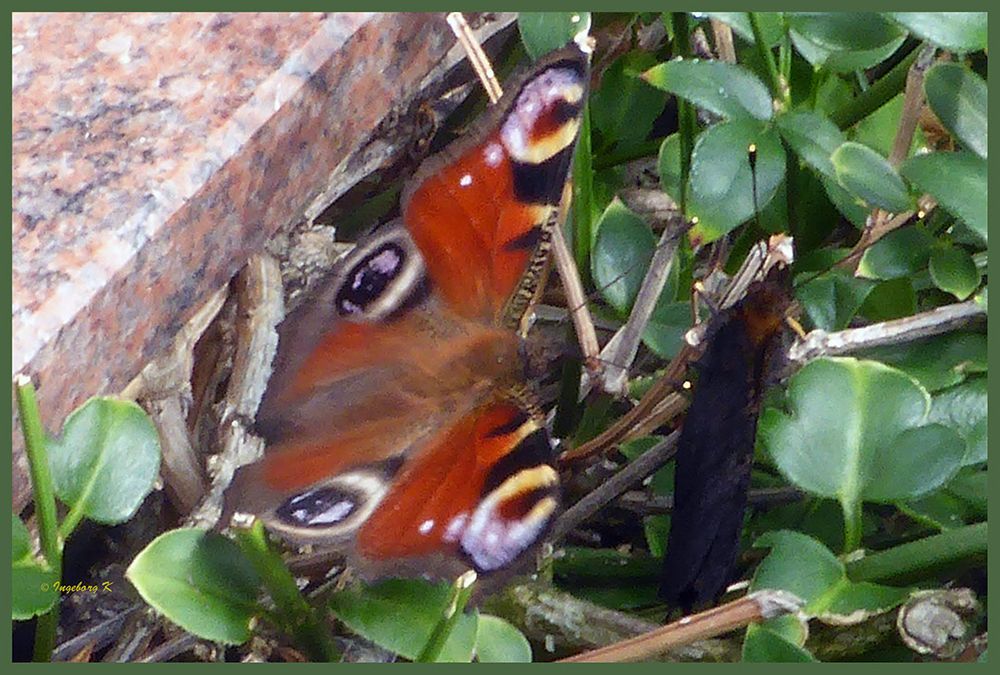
[223,44,589,577]
[403,45,588,325]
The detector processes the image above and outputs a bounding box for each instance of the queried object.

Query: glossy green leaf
[788,14,906,73]
[859,277,916,323]
[901,152,987,242]
[706,12,785,47]
[796,269,875,331]
[475,615,532,663]
[12,515,59,620]
[946,469,988,517]
[642,301,691,359]
[857,226,934,280]
[887,13,988,52]
[126,529,261,644]
[643,59,773,121]
[657,133,683,204]
[928,378,987,466]
[591,198,656,315]
[853,94,925,160]
[329,579,478,662]
[831,142,913,214]
[743,625,816,662]
[901,491,971,531]
[47,397,160,525]
[687,119,785,244]
[760,359,966,525]
[752,531,911,623]
[929,246,981,300]
[518,12,591,59]
[821,176,868,228]
[776,110,845,181]
[591,52,668,146]
[787,13,904,52]
[924,63,987,160]
[860,332,987,392]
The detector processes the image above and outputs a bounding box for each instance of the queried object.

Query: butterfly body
[224,44,589,580]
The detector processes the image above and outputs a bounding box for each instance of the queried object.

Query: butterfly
[222,43,590,581]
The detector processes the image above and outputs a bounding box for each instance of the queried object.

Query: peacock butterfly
[222,43,591,581]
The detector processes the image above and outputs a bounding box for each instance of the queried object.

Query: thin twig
[617,486,805,515]
[889,44,937,168]
[710,18,736,63]
[559,590,803,662]
[789,298,985,364]
[552,430,680,542]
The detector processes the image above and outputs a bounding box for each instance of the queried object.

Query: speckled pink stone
[12,12,460,509]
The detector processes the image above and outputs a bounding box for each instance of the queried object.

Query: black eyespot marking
[502,226,543,252]
[483,428,554,495]
[512,145,575,205]
[275,486,359,528]
[336,243,406,317]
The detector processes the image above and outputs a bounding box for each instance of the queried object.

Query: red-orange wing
[402,45,589,324]
[356,401,558,575]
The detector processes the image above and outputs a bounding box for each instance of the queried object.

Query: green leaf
[126,529,261,644]
[831,142,913,213]
[752,531,910,623]
[12,514,31,562]
[924,63,987,160]
[706,12,785,47]
[853,94,925,160]
[821,176,869,228]
[860,332,987,392]
[518,12,590,59]
[643,59,773,121]
[12,515,59,620]
[859,277,916,323]
[657,133,683,204]
[751,531,843,607]
[47,397,160,526]
[591,199,656,315]
[743,625,816,662]
[857,226,934,280]
[760,359,966,530]
[887,13,988,52]
[776,110,846,181]
[329,579,479,662]
[642,301,691,359]
[929,246,981,300]
[687,119,785,244]
[787,13,905,52]
[928,378,987,466]
[902,152,987,242]
[475,615,532,663]
[591,52,668,147]
[788,13,906,73]
[796,269,875,331]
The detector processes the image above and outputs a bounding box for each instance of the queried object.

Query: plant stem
[235,522,340,662]
[846,522,987,583]
[671,12,694,214]
[16,374,63,662]
[749,12,785,106]
[841,499,863,554]
[572,103,594,285]
[830,43,921,130]
[416,571,478,663]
